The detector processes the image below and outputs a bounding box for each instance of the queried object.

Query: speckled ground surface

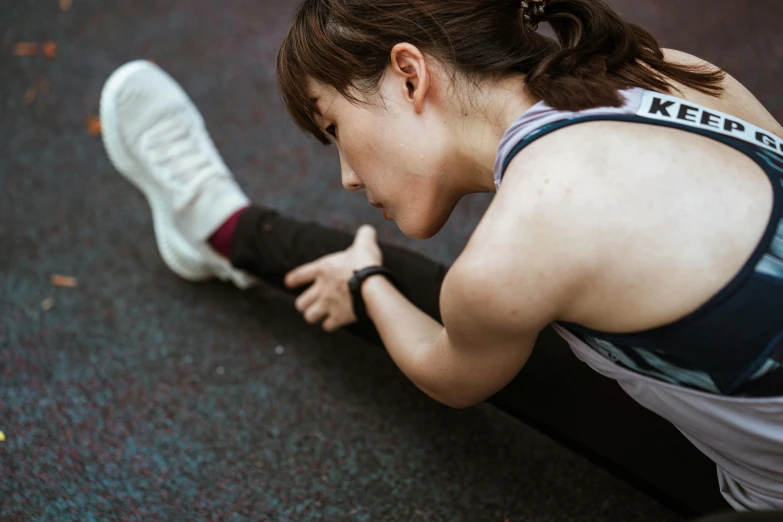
[1,1,781,521]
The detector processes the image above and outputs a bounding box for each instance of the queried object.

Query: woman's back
[493,50,783,338]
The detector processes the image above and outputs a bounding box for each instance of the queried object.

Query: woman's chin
[397,215,449,240]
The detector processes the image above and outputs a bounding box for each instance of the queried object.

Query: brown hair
[277,0,725,144]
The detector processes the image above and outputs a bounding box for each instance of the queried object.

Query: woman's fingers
[303,302,328,325]
[295,283,320,313]
[285,258,322,289]
[322,316,342,333]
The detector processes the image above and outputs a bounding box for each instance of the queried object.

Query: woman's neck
[453,76,539,194]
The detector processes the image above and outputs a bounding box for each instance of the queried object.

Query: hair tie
[521,0,547,30]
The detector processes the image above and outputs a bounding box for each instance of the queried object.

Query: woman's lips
[370,201,390,220]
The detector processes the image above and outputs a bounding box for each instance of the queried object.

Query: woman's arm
[361,245,565,408]
[360,276,453,402]
[284,222,562,409]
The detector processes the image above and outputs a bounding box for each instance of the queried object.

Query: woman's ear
[389,43,431,114]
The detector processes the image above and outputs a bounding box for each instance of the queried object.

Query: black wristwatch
[348,266,399,322]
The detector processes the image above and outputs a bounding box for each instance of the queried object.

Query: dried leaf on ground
[60,0,72,11]
[50,274,78,287]
[12,42,40,56]
[42,41,58,59]
[41,297,55,311]
[85,115,101,137]
[24,88,37,106]
[23,78,51,106]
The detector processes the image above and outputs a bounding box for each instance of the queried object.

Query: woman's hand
[284,225,383,332]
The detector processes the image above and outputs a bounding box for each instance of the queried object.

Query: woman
[99,0,783,516]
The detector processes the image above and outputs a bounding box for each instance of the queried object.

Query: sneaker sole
[100,60,213,282]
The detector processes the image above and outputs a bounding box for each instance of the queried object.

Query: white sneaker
[100,60,257,289]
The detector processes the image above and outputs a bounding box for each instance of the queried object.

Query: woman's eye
[325,124,337,138]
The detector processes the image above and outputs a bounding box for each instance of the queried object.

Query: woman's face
[308,57,465,239]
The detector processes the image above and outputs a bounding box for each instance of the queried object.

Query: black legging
[230,205,731,517]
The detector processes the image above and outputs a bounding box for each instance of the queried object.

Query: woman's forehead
[307,80,340,114]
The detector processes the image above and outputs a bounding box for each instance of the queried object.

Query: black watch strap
[348,266,399,322]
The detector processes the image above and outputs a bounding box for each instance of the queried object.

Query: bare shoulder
[445,138,610,329]
[663,48,783,137]
[464,125,614,263]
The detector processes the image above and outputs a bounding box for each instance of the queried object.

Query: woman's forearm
[361,275,444,394]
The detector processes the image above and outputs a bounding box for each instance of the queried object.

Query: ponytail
[525,0,725,111]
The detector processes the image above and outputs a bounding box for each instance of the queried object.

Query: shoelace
[141,109,228,192]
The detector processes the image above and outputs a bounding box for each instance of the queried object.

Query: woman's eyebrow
[310,97,322,116]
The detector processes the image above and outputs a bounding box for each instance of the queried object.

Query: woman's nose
[340,160,363,192]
